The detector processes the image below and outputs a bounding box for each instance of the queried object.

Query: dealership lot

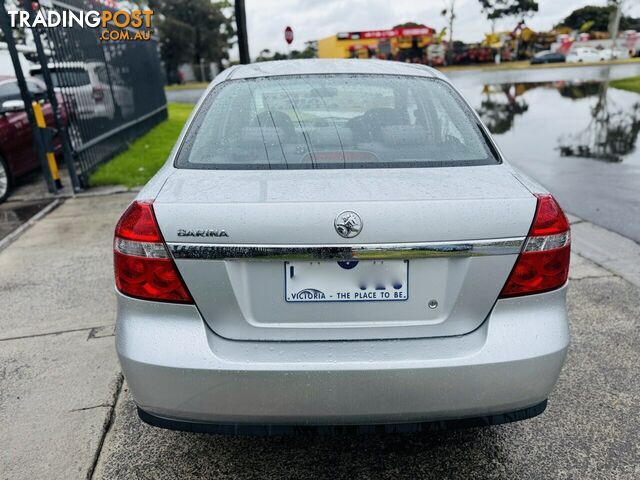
[1,193,639,479]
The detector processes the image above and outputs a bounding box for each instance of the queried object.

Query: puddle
[0,200,52,241]
[458,79,640,165]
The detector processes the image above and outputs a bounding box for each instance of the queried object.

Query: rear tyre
[0,156,11,203]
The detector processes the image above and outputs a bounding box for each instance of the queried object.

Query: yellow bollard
[32,101,62,189]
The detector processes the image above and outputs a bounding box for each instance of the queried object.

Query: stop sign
[284,26,294,45]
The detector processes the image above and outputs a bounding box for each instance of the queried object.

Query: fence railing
[2,0,167,191]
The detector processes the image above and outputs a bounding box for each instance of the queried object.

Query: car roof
[224,59,446,81]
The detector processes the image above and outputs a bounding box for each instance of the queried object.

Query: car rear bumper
[116,285,569,427]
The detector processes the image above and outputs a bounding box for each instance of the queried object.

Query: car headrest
[241,127,285,146]
[310,127,353,147]
[380,126,428,145]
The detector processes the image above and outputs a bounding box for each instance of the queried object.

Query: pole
[608,0,623,60]
[447,0,455,66]
[24,0,83,193]
[235,0,250,64]
[0,3,56,193]
[32,101,62,189]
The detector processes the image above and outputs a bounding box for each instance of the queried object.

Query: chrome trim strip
[168,237,525,261]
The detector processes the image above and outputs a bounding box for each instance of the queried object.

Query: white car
[599,48,629,61]
[114,59,571,434]
[30,61,134,120]
[566,47,601,63]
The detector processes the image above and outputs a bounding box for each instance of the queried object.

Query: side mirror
[1,100,26,112]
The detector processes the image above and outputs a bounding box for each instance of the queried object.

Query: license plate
[285,260,409,303]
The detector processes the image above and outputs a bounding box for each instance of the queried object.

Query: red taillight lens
[92,86,104,101]
[500,194,571,297]
[115,201,163,242]
[114,201,192,303]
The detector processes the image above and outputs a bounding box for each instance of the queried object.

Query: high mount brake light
[500,194,571,298]
[114,201,193,303]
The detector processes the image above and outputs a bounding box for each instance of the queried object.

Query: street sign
[285,26,294,45]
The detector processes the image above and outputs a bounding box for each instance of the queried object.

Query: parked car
[598,48,630,61]
[566,47,601,63]
[0,47,32,77]
[0,76,66,202]
[30,61,134,121]
[530,50,565,64]
[115,60,571,434]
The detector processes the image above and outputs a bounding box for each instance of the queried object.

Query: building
[318,26,436,61]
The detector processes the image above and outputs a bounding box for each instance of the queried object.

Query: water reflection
[558,81,640,163]
[463,76,640,164]
[477,84,529,134]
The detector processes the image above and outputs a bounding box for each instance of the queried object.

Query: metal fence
[7,0,167,190]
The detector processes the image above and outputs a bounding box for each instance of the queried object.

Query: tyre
[0,156,11,203]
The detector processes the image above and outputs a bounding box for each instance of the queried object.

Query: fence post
[25,0,83,193]
[0,3,57,194]
[235,0,250,64]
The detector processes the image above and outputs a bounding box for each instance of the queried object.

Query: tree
[478,0,538,20]
[440,1,456,65]
[157,17,195,83]
[291,41,318,59]
[151,0,234,80]
[256,49,288,62]
[255,42,316,63]
[556,5,640,32]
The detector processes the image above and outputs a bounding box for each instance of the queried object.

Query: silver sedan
[114,59,570,433]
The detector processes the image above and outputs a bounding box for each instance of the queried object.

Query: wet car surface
[166,65,640,243]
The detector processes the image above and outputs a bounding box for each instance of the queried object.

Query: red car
[0,75,66,202]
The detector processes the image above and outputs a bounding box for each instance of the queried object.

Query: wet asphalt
[0,199,51,241]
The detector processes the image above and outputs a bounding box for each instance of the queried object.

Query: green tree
[157,17,195,83]
[291,41,318,59]
[478,0,538,20]
[255,41,317,62]
[151,0,234,80]
[556,5,640,32]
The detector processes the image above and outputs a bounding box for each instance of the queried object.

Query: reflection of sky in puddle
[458,81,640,165]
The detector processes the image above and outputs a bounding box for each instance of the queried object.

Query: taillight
[114,201,192,303]
[92,86,104,102]
[500,194,571,297]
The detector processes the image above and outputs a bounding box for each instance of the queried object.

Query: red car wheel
[0,156,10,203]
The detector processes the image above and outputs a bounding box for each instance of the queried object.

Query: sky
[235,0,640,59]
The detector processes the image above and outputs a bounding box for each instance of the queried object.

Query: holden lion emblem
[334,211,362,238]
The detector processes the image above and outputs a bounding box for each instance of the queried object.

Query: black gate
[1,0,167,191]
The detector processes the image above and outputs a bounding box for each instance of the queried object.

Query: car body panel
[117,285,569,425]
[530,52,565,64]
[153,165,536,341]
[566,47,601,63]
[0,77,63,181]
[118,59,569,427]
[31,61,134,121]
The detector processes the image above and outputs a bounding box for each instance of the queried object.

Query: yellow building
[318,27,435,59]
[318,35,379,59]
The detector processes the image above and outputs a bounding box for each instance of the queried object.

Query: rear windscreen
[176,74,499,170]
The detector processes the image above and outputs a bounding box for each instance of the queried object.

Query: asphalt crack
[0,324,115,343]
[88,372,124,480]
[70,403,113,413]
